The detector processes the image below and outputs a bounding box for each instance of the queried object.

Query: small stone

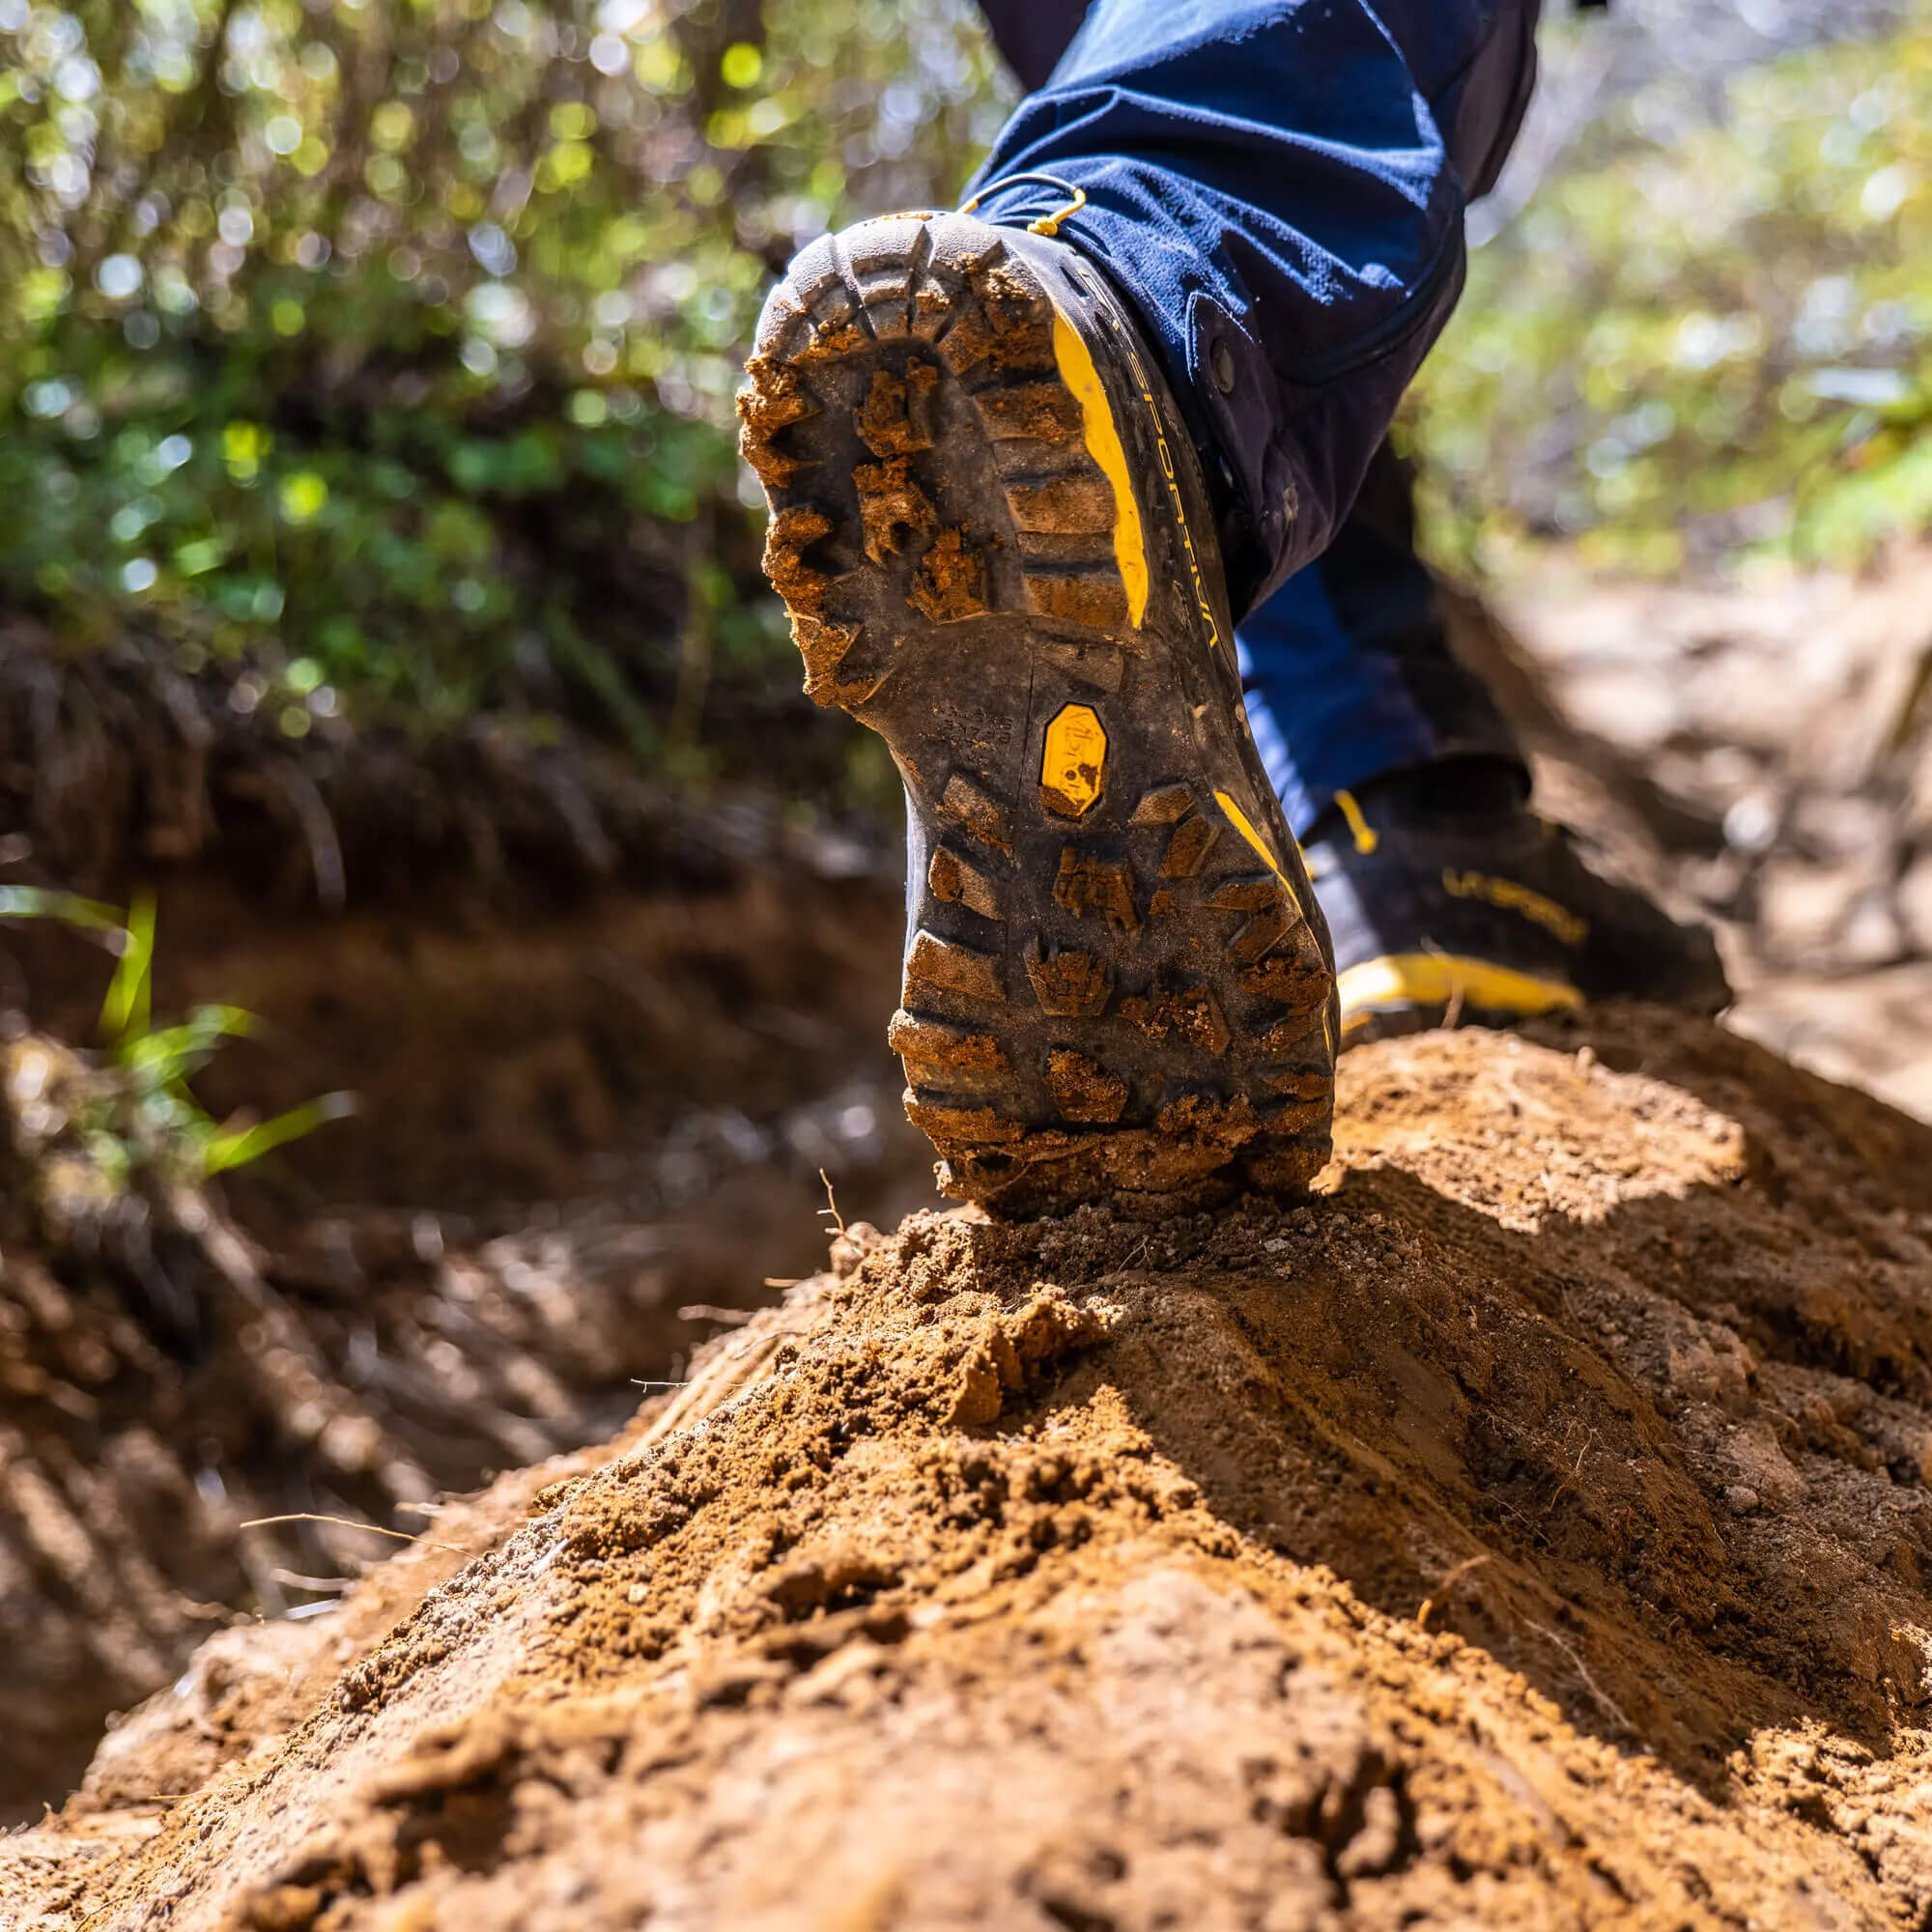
[1839,892,1904,969]
[1757,857,1888,965]
[1723,1420,1806,1512]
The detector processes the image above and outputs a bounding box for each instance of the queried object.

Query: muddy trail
[10,1007,1932,1929]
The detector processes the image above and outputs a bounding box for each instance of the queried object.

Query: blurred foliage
[0,886,354,1202]
[0,0,1008,788]
[1407,7,1932,580]
[17,0,1932,809]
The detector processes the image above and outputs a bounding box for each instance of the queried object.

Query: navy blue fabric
[1248,439,1521,834]
[977,0,1094,91]
[1236,568,1432,835]
[967,0,1534,831]
[968,0,1540,611]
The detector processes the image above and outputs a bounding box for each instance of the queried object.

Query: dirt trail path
[12,1009,1932,1929]
[1470,542,1932,1125]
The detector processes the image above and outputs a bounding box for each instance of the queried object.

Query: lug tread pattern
[738,213,1336,1209]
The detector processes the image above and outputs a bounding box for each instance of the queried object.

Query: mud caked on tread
[739,211,1338,1213]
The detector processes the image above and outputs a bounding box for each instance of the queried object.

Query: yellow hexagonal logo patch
[1040,703,1107,817]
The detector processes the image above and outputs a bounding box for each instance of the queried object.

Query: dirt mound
[13,1009,1932,1929]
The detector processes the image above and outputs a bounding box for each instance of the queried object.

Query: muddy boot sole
[739,212,1337,1214]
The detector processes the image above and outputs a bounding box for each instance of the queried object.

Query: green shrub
[0,0,1008,779]
[1406,12,1932,579]
[0,887,354,1227]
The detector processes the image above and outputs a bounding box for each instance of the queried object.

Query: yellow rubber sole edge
[1049,309,1149,627]
[1338,953,1584,1033]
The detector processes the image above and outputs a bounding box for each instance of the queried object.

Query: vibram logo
[1041,703,1108,816]
[1441,869,1588,950]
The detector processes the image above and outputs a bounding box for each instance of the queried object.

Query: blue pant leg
[965,0,1534,828]
[966,0,1539,615]
[1240,441,1524,837]
[1237,563,1434,838]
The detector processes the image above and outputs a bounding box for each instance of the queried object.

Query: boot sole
[739,212,1336,1213]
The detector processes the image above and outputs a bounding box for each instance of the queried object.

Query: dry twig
[239,1512,470,1559]
[818,1167,846,1236]
[1416,1553,1492,1632]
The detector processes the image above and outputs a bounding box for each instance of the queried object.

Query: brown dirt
[0,628,890,916]
[0,1078,923,1829]
[0,810,932,1826]
[1445,540,1932,1124]
[909,528,989,624]
[5,789,908,1223]
[14,1008,1932,1929]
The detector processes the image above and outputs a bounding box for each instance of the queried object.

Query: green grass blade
[100,891,156,1043]
[0,886,126,932]
[203,1092,359,1176]
[117,1007,256,1085]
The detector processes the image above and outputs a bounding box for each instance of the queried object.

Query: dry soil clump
[10,1009,1932,1929]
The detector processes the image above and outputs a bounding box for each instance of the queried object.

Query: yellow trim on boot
[1213,788,1302,919]
[1338,953,1584,1031]
[1332,788,1379,855]
[1050,310,1149,627]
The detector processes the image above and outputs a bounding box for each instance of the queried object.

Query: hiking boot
[1303,769,1731,1043]
[739,211,1337,1213]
